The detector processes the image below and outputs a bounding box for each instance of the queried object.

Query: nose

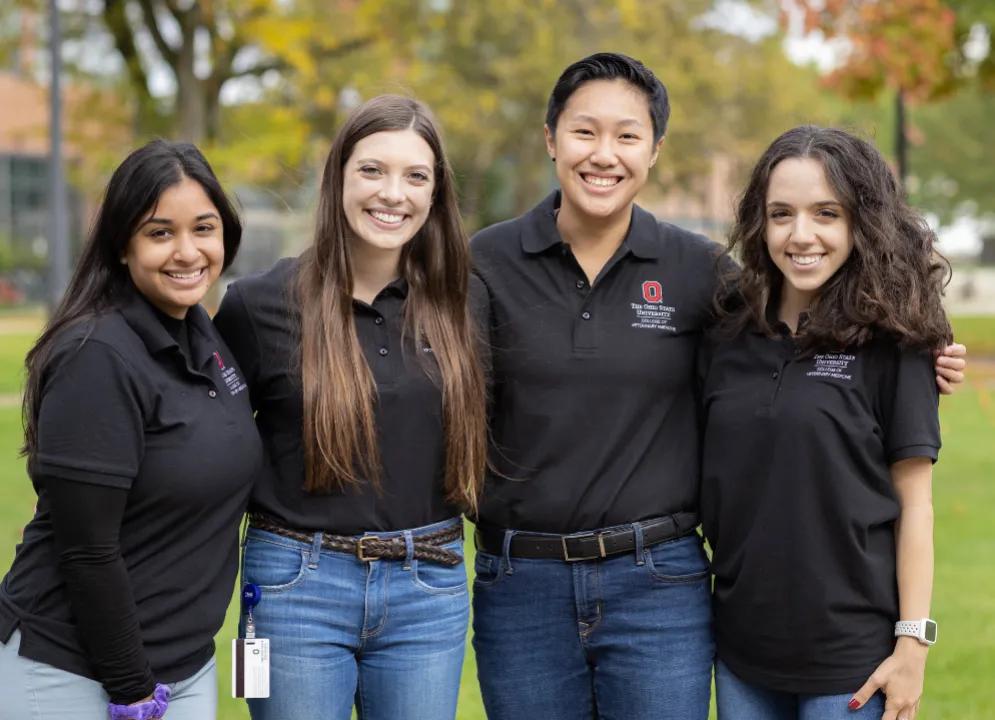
[172,231,201,264]
[589,136,618,168]
[377,175,405,205]
[791,214,818,246]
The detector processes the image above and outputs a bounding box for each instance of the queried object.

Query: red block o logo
[642,281,662,303]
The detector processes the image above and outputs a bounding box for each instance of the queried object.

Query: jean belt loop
[308,531,323,569]
[501,529,516,576]
[633,522,646,566]
[402,531,415,570]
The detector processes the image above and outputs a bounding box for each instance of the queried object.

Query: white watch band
[894,621,922,638]
[895,618,936,645]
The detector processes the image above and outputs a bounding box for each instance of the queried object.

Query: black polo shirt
[471,191,721,533]
[214,256,474,534]
[0,288,261,684]
[698,317,941,694]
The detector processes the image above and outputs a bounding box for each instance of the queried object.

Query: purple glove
[108,683,171,720]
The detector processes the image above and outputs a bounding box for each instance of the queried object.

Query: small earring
[551,157,556,163]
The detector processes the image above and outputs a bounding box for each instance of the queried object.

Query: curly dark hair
[712,125,952,353]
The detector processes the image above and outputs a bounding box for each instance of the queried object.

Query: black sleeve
[45,475,156,704]
[883,346,942,465]
[36,339,144,485]
[213,283,263,411]
[33,339,155,703]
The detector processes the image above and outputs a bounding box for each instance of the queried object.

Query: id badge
[232,583,269,698]
[232,637,270,698]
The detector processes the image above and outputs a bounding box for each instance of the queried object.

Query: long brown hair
[713,125,952,353]
[296,95,488,513]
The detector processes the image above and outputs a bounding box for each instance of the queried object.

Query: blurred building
[0,72,85,304]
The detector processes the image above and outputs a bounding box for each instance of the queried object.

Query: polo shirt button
[576,280,585,289]
[581,311,591,320]
[374,317,384,325]
[379,348,388,356]
[772,372,779,380]
[208,389,217,398]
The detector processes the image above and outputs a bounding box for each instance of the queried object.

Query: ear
[649,136,665,168]
[544,124,556,162]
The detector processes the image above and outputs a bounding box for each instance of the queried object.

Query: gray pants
[0,629,217,719]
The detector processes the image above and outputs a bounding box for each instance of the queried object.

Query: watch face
[924,620,937,643]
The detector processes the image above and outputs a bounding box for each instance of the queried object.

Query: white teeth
[370,210,404,224]
[166,269,204,279]
[792,255,821,266]
[583,175,620,187]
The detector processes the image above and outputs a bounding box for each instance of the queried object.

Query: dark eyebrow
[766,201,842,208]
[355,158,433,174]
[572,114,645,129]
[142,212,219,227]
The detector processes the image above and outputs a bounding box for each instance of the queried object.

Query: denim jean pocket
[411,540,468,595]
[242,537,309,593]
[471,551,505,589]
[644,534,711,584]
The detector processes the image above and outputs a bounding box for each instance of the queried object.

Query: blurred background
[0,1,992,718]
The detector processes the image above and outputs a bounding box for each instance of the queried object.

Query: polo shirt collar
[116,281,218,370]
[752,290,811,336]
[520,190,661,260]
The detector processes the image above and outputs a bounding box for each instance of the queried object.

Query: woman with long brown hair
[700,126,950,720]
[213,95,488,720]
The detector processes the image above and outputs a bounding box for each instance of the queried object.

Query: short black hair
[545,52,671,143]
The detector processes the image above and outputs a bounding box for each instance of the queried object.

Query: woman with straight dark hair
[213,94,489,720]
[0,140,262,719]
[701,126,949,720]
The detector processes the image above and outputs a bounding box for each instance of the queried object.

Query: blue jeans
[472,528,714,720]
[0,630,216,720]
[239,518,469,720]
[715,660,886,719]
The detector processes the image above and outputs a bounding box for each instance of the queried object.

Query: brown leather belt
[474,513,700,562]
[248,513,464,566]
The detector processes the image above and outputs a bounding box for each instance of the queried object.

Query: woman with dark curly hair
[700,126,948,720]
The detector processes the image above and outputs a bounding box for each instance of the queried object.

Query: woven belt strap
[248,513,464,566]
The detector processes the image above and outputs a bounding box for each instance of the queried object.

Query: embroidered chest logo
[807,353,856,381]
[215,351,248,395]
[630,280,677,332]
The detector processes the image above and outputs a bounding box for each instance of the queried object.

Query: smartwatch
[894,618,937,646]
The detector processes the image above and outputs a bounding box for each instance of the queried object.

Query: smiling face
[545,79,663,223]
[341,129,436,258]
[765,157,854,310]
[124,176,224,319]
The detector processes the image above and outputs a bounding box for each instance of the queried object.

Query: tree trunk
[175,10,206,143]
[895,90,908,189]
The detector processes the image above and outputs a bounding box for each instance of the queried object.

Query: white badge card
[232,637,270,699]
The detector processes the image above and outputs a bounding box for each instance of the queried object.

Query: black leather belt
[474,512,699,562]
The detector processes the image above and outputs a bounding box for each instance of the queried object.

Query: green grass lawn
[0,349,992,717]
[0,334,32,396]
[950,315,995,356]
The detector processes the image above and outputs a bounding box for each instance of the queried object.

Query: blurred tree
[907,87,995,220]
[783,0,960,185]
[786,0,994,218]
[97,0,383,144]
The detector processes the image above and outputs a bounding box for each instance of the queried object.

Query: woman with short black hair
[0,140,261,720]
